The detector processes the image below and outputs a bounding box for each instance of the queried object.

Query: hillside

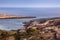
[0,17,60,40]
[22,17,60,40]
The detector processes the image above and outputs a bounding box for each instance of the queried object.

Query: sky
[0,0,60,7]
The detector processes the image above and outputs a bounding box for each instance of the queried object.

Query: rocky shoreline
[22,17,60,40]
[0,17,60,40]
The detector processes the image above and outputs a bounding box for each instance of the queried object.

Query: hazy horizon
[0,7,60,18]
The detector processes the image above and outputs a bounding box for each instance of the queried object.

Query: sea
[0,7,60,30]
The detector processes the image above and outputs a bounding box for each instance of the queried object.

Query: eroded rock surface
[23,17,60,40]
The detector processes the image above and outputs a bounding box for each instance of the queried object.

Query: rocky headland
[0,16,60,40]
[0,14,36,19]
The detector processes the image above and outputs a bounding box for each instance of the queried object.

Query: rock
[23,17,60,40]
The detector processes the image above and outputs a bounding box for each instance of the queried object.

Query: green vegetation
[0,27,48,40]
[0,30,16,40]
[19,27,47,40]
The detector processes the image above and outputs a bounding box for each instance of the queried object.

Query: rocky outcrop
[0,17,60,40]
[23,17,60,40]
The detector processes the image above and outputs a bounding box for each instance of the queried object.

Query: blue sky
[0,0,60,7]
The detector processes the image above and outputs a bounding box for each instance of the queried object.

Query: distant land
[0,14,36,19]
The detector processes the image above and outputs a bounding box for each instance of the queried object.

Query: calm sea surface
[0,7,60,30]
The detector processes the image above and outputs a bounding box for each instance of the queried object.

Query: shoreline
[0,17,60,40]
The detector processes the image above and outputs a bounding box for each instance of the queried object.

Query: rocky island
[0,16,60,40]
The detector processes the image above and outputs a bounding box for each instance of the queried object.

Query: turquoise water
[0,7,60,30]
